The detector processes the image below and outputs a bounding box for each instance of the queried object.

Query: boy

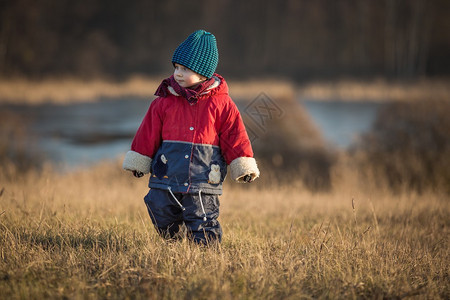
[123,30,259,244]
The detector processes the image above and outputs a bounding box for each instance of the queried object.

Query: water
[1,98,382,169]
[301,100,382,148]
[2,98,152,169]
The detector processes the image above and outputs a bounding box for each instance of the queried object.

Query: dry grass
[0,76,296,104]
[2,76,449,104]
[0,76,161,104]
[1,78,449,298]
[0,161,448,299]
[297,78,450,102]
[354,99,450,194]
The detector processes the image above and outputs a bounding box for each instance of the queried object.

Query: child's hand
[243,175,252,183]
[133,170,144,178]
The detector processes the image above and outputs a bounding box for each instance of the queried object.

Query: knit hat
[172,30,219,78]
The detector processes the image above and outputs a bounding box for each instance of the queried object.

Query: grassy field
[1,78,449,298]
[0,160,448,299]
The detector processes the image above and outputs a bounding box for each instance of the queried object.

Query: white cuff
[230,157,260,183]
[122,151,152,174]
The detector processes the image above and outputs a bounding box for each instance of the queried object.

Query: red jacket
[123,74,259,194]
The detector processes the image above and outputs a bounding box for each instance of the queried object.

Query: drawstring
[198,190,207,221]
[168,187,185,211]
[167,187,207,221]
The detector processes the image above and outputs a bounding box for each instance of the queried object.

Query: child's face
[173,63,207,88]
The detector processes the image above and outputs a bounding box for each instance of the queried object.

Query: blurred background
[1,0,449,79]
[1,0,449,194]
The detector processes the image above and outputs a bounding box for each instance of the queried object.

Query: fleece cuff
[122,151,152,174]
[230,157,260,183]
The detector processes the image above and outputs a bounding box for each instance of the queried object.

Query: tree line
[1,0,449,80]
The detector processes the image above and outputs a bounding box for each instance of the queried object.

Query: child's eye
[174,65,187,72]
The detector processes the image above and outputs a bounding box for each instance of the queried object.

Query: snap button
[184,183,188,186]
[184,155,189,159]
[189,127,194,131]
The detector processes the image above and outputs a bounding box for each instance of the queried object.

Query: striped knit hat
[172,30,219,78]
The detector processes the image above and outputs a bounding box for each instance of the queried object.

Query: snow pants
[144,188,222,244]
